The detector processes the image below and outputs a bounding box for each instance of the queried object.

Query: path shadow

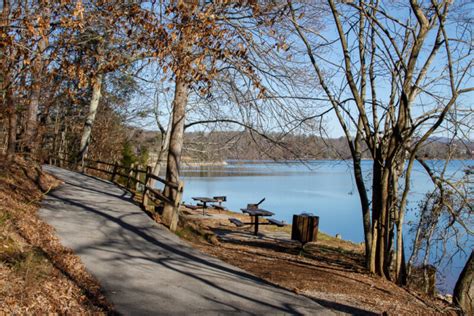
[46,191,313,314]
[213,227,366,273]
[42,166,378,315]
[311,298,379,316]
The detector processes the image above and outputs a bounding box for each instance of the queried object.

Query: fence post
[174,180,184,208]
[142,166,152,208]
[58,153,63,168]
[134,165,141,193]
[111,162,118,183]
[78,156,84,173]
[126,163,134,190]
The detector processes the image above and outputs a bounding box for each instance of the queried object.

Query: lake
[179,159,473,294]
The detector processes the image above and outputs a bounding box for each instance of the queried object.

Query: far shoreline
[179,158,473,167]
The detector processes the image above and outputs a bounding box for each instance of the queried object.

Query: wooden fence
[50,157,184,213]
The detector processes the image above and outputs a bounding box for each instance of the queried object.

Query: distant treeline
[131,130,473,162]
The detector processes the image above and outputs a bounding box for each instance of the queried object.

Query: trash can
[291,213,319,244]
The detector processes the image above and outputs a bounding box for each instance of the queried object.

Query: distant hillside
[128,129,473,162]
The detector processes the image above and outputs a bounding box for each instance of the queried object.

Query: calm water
[178,160,473,294]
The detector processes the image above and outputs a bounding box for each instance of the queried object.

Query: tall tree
[73,2,147,166]
[23,3,51,155]
[288,0,473,282]
[0,0,15,159]
[139,1,287,230]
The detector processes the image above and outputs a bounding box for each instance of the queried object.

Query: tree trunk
[385,167,398,280]
[398,236,407,285]
[369,152,391,279]
[25,41,47,157]
[370,154,383,274]
[6,90,16,159]
[58,125,68,167]
[152,145,165,178]
[25,73,40,156]
[395,220,407,284]
[454,251,473,315]
[151,115,173,186]
[377,168,390,278]
[162,76,188,231]
[38,89,56,162]
[78,73,103,169]
[1,0,12,159]
[353,151,372,266]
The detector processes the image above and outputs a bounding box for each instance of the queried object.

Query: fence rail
[50,156,184,213]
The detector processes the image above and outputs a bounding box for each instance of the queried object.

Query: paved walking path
[39,166,332,315]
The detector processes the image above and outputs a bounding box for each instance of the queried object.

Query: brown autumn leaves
[0,0,285,158]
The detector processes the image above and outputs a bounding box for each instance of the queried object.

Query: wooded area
[130,129,474,162]
[1,1,472,312]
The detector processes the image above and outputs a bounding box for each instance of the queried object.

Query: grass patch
[0,234,22,261]
[8,248,53,283]
[0,211,11,225]
[264,223,363,254]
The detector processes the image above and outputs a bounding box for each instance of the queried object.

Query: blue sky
[127,1,473,141]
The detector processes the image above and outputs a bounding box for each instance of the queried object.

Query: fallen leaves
[0,156,111,314]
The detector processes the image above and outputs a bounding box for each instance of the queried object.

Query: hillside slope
[0,157,111,313]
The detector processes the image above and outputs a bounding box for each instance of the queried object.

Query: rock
[444,294,453,304]
[436,293,453,304]
[335,234,342,239]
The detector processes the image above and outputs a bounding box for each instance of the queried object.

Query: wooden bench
[229,218,244,227]
[267,218,285,227]
[212,204,227,211]
[213,196,227,209]
[213,196,227,203]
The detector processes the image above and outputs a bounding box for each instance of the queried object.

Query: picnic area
[178,203,454,315]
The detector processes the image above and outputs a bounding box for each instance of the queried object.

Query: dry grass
[0,156,112,314]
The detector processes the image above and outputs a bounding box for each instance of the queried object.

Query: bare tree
[288,0,473,283]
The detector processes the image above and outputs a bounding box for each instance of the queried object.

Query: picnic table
[192,197,218,215]
[240,208,275,236]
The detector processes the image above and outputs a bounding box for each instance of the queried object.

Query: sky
[127,1,473,141]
